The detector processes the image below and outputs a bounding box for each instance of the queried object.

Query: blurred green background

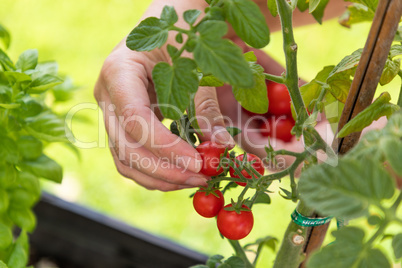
[1,0,400,267]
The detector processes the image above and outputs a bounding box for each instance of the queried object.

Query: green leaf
[309,0,321,13]
[0,24,10,50]
[126,17,169,52]
[167,44,179,59]
[253,192,271,204]
[328,48,362,76]
[7,240,28,268]
[337,92,400,138]
[267,0,278,16]
[13,172,41,197]
[222,0,270,48]
[324,93,344,135]
[15,231,29,255]
[226,127,242,138]
[338,3,374,28]
[359,248,391,268]
[194,21,253,88]
[243,51,257,62]
[308,227,364,268]
[379,58,400,86]
[381,137,402,176]
[4,71,31,85]
[0,103,20,109]
[24,112,71,142]
[199,74,224,87]
[18,97,43,118]
[308,227,389,268]
[327,71,352,103]
[29,74,63,93]
[19,154,63,183]
[384,110,402,136]
[8,207,36,231]
[15,49,38,72]
[297,0,309,11]
[35,61,59,76]
[196,20,228,39]
[160,6,178,26]
[348,0,378,12]
[389,45,402,59]
[222,256,245,268]
[311,0,330,24]
[392,233,402,259]
[0,189,9,213]
[206,255,224,268]
[395,26,402,42]
[8,188,38,209]
[152,57,199,120]
[7,243,28,268]
[184,10,202,25]
[0,260,8,268]
[204,6,225,21]
[0,49,15,71]
[0,136,19,164]
[324,49,360,102]
[0,164,17,188]
[299,158,395,219]
[245,236,278,255]
[294,66,334,114]
[232,63,268,114]
[52,76,78,102]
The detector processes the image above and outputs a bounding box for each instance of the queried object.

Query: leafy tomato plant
[125,0,402,267]
[0,25,75,267]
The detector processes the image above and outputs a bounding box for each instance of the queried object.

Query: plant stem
[276,2,307,119]
[273,0,318,267]
[264,73,285,84]
[228,240,253,268]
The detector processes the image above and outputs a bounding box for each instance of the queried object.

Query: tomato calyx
[229,153,265,187]
[196,186,222,199]
[224,199,251,214]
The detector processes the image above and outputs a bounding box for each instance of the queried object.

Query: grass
[1,1,400,266]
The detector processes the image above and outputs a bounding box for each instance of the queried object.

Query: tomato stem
[264,73,285,84]
[228,240,253,268]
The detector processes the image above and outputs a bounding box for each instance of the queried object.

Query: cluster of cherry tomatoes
[243,81,295,142]
[192,141,265,240]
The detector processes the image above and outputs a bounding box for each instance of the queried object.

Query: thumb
[194,86,235,148]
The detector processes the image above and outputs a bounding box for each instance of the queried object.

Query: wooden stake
[300,0,402,266]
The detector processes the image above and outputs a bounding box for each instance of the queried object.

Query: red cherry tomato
[261,116,295,142]
[217,204,254,240]
[267,81,292,116]
[229,154,265,186]
[193,189,224,218]
[196,141,227,176]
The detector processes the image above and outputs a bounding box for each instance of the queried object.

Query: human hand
[94,40,235,191]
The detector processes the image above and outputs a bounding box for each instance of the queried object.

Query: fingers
[98,50,202,174]
[98,81,208,186]
[194,86,235,148]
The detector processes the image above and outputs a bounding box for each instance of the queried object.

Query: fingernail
[177,155,202,173]
[185,177,208,187]
[212,126,236,148]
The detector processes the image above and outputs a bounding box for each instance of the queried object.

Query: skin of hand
[94,0,347,191]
